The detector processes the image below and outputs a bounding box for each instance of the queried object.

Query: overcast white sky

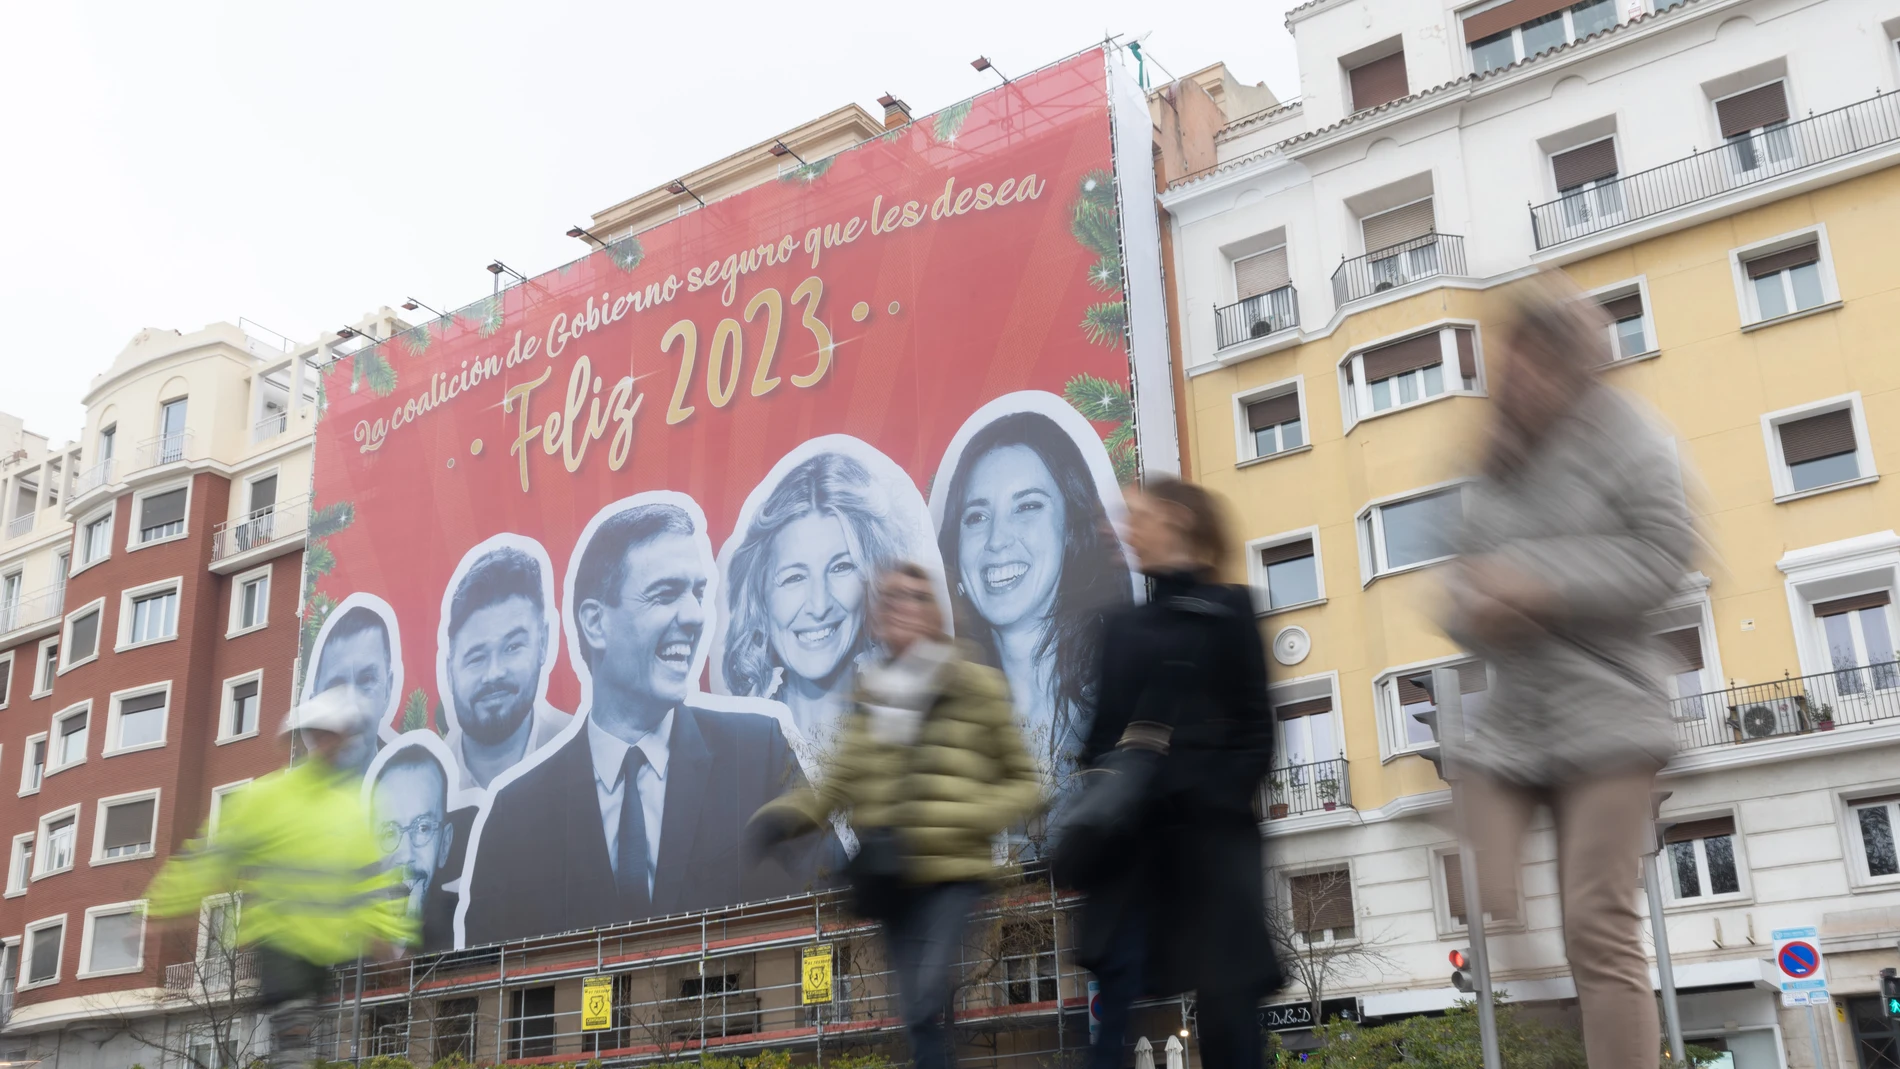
[0,2,1298,443]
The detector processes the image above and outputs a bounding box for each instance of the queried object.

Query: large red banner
[305,48,1139,949]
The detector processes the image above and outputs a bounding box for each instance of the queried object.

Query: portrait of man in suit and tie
[460,493,839,946]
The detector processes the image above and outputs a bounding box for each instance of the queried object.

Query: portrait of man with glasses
[367,739,462,951]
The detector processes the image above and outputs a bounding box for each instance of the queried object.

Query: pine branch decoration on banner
[607,235,644,272]
[298,499,355,670]
[777,157,835,184]
[399,321,434,358]
[351,348,397,397]
[1080,301,1128,346]
[309,501,356,539]
[300,591,337,667]
[1069,172,1127,348]
[461,295,504,338]
[1063,374,1138,485]
[932,100,973,143]
[400,690,430,733]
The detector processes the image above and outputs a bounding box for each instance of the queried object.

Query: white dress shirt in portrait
[587,709,672,896]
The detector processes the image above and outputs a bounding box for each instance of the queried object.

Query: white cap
[282,685,367,737]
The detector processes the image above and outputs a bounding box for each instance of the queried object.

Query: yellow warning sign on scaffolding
[801,945,834,1005]
[582,975,613,1031]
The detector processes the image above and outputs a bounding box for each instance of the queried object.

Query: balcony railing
[1259,757,1351,820]
[253,412,289,443]
[164,951,258,991]
[212,497,308,561]
[1215,285,1300,350]
[0,584,65,636]
[73,458,114,496]
[3,514,30,541]
[1670,662,1900,750]
[133,431,194,472]
[1332,233,1466,306]
[1532,90,1900,248]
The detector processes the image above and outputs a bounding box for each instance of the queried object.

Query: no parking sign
[1773,926,1829,1006]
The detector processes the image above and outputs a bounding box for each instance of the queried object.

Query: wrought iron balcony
[73,458,114,497]
[1331,233,1466,306]
[212,498,308,561]
[1532,90,1900,249]
[133,431,194,472]
[1215,285,1300,350]
[1670,662,1900,750]
[1259,757,1351,820]
[0,584,63,636]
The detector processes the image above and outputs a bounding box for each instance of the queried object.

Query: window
[1741,239,1826,324]
[509,986,557,1059]
[435,997,480,1064]
[1273,690,1340,769]
[1763,396,1871,499]
[1000,919,1058,1004]
[1242,388,1305,460]
[1361,197,1436,267]
[1597,286,1652,359]
[1,573,19,633]
[6,834,32,895]
[197,896,241,982]
[134,487,187,544]
[1715,81,1793,175]
[1464,0,1617,74]
[1288,868,1356,944]
[1342,326,1479,425]
[1816,592,1899,696]
[158,397,189,463]
[1380,659,1489,755]
[1359,484,1466,580]
[1551,137,1622,227]
[37,808,78,876]
[81,512,112,565]
[223,675,262,741]
[81,903,145,977]
[1658,625,1713,708]
[232,567,270,633]
[1347,47,1407,111]
[63,601,101,667]
[1847,995,1900,1069]
[1255,537,1322,611]
[208,780,251,839]
[235,474,281,550]
[0,650,11,709]
[1224,245,1297,342]
[126,586,180,646]
[1442,850,1521,927]
[1849,794,1900,880]
[52,704,88,770]
[1662,816,1743,900]
[32,638,55,696]
[95,793,158,861]
[19,735,44,795]
[98,425,115,465]
[108,687,169,753]
[22,917,62,987]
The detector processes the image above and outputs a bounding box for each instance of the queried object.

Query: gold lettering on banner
[505,367,555,493]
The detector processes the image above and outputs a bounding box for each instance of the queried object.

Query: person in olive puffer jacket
[749,561,1042,1069]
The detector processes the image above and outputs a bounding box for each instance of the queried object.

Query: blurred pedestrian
[1073,477,1279,1069]
[1442,272,1696,1069]
[748,561,1042,1069]
[148,686,413,1069]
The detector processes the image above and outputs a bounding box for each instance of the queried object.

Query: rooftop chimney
[877,93,911,129]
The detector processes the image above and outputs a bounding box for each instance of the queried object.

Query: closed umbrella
[1135,1036,1156,1069]
[1165,1034,1186,1069]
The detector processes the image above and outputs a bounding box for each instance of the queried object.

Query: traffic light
[1450,948,1475,994]
[1880,968,1900,1018]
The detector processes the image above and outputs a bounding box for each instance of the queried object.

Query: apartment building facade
[0,314,398,1067]
[1161,0,1900,1066]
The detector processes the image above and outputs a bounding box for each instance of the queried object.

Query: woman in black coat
[1075,477,1280,1069]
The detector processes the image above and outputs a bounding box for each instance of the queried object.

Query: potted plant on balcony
[1317,776,1341,812]
[1814,703,1836,731]
[1267,775,1290,820]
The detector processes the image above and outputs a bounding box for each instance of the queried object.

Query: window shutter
[1443,853,1468,921]
[70,611,98,658]
[249,475,278,512]
[1457,661,1489,694]
[1743,240,1820,280]
[1275,695,1333,720]
[1234,247,1291,300]
[121,691,166,717]
[1396,675,1434,706]
[1715,82,1790,138]
[1662,815,1734,844]
[140,489,187,529]
[1657,627,1704,672]
[1260,537,1315,568]
[1813,590,1891,618]
[62,710,87,736]
[1600,293,1645,321]
[1290,871,1355,931]
[234,679,259,703]
[1455,328,1477,380]
[1349,51,1409,111]
[1361,332,1446,381]
[1778,409,1856,465]
[1552,139,1619,190]
[1247,393,1301,431]
[1463,0,1574,44]
[1362,199,1436,253]
[1443,852,1519,922]
[103,799,156,851]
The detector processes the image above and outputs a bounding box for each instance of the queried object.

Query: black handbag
[1050,721,1171,890]
[843,825,907,921]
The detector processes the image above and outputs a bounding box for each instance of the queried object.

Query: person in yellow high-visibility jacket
[148,686,414,1068]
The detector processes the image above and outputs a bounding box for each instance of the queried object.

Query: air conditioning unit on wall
[1732,697,1805,740]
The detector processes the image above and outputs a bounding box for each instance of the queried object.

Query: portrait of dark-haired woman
[936,409,1132,770]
